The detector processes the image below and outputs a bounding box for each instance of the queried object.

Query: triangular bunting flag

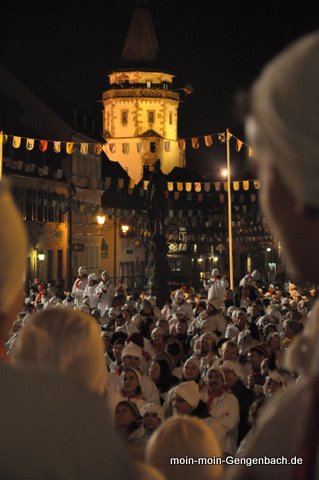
[80,143,89,155]
[12,136,21,148]
[178,138,186,151]
[136,142,143,153]
[66,142,74,154]
[129,179,135,190]
[104,177,112,190]
[53,141,61,153]
[235,139,243,152]
[204,135,213,147]
[26,138,35,151]
[122,143,129,154]
[164,140,171,152]
[191,137,199,149]
[94,143,103,155]
[39,140,48,152]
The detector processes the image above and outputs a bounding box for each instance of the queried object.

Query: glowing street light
[120,224,130,236]
[221,168,229,178]
[37,251,45,262]
[97,213,106,226]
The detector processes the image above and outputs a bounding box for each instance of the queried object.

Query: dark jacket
[232,380,256,444]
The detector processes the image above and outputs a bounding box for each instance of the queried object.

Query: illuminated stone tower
[102,3,185,183]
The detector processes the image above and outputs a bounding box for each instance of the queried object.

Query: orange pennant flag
[66,142,74,154]
[95,143,103,155]
[235,139,243,152]
[39,140,48,152]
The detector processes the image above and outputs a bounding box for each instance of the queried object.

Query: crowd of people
[4,256,317,478]
[1,29,319,479]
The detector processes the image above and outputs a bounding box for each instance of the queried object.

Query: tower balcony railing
[103,88,179,101]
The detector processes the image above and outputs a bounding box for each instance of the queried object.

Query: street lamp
[97,212,106,226]
[37,251,45,262]
[37,250,45,279]
[120,223,130,236]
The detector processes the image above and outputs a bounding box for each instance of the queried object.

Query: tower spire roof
[121,2,159,65]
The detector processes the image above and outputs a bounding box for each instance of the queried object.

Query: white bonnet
[249,31,319,206]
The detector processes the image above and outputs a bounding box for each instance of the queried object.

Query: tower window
[150,142,156,153]
[147,111,155,123]
[169,112,173,125]
[121,110,128,125]
[146,81,151,88]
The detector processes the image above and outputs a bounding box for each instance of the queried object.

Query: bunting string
[0,130,254,157]
[1,132,105,155]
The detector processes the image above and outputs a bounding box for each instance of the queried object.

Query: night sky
[1,0,319,176]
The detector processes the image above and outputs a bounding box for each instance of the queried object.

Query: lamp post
[225,129,234,290]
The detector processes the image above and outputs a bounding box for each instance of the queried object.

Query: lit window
[121,110,128,125]
[146,81,151,88]
[148,111,155,123]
